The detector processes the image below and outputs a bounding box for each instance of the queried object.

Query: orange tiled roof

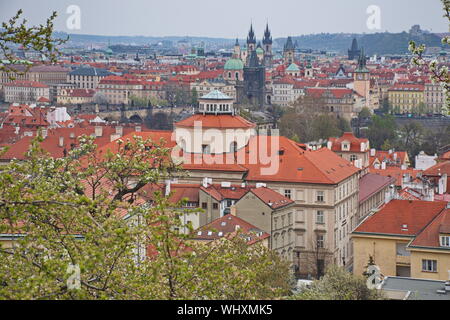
[175,114,256,129]
[354,200,447,236]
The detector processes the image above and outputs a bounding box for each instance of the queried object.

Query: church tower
[283,36,295,65]
[262,23,273,67]
[348,38,361,60]
[233,38,241,59]
[247,24,256,53]
[353,48,370,102]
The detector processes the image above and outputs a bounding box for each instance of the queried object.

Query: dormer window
[440,235,450,247]
[341,142,350,151]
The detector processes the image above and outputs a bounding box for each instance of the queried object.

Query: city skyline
[0,0,448,39]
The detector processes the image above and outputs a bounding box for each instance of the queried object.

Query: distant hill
[56,30,444,55]
[275,32,443,55]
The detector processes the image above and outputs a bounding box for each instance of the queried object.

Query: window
[316,191,324,202]
[316,210,324,224]
[440,236,450,247]
[350,154,357,162]
[213,203,218,210]
[284,189,291,199]
[317,234,324,248]
[201,202,207,209]
[422,259,437,272]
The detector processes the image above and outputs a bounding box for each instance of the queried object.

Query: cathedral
[232,23,273,109]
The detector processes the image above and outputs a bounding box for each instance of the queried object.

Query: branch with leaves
[0,9,68,80]
[409,0,450,115]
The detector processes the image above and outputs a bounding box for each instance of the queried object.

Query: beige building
[352,200,450,280]
[190,80,236,101]
[424,82,445,114]
[3,80,50,103]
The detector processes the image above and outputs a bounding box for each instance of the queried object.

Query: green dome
[256,47,264,54]
[286,63,300,72]
[224,58,244,70]
[105,48,113,55]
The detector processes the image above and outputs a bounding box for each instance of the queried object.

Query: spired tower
[353,48,370,103]
[262,23,273,67]
[348,38,361,60]
[233,38,241,59]
[283,36,295,65]
[247,24,256,53]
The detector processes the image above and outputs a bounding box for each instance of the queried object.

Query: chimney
[230,205,236,216]
[95,126,103,137]
[115,126,123,137]
[388,149,393,154]
[370,148,376,156]
[381,161,386,170]
[59,136,64,148]
[327,141,332,149]
[235,224,240,231]
[135,125,142,132]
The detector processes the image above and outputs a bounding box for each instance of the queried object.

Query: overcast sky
[0,0,447,38]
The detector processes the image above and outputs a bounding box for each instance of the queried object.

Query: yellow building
[387,84,424,114]
[352,200,450,280]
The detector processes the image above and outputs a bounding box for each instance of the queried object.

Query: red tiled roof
[175,114,256,129]
[306,87,354,99]
[359,173,395,203]
[329,132,369,153]
[242,137,359,184]
[409,209,450,249]
[369,167,421,187]
[423,160,450,177]
[250,187,294,209]
[200,184,250,201]
[3,80,48,88]
[354,200,447,236]
[192,214,269,245]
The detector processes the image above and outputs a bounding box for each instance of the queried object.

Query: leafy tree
[409,0,450,115]
[0,10,67,79]
[0,135,292,299]
[292,265,384,300]
[312,114,341,141]
[365,114,398,150]
[358,107,372,119]
[190,88,198,106]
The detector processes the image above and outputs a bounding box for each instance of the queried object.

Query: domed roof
[256,47,264,54]
[105,48,113,54]
[201,90,232,100]
[286,63,300,72]
[224,58,244,70]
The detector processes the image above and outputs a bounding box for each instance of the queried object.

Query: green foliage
[0,10,67,79]
[365,114,398,150]
[0,136,292,299]
[358,107,372,119]
[409,0,450,116]
[292,265,384,300]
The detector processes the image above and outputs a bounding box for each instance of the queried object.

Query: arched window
[228,72,231,78]
[235,72,239,80]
